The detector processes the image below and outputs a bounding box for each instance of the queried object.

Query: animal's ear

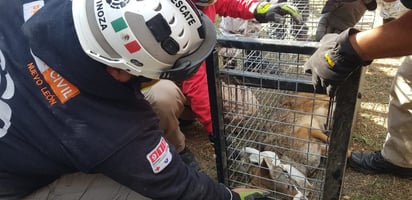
[262,157,282,180]
[259,158,271,178]
[255,158,277,189]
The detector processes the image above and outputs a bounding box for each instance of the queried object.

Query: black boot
[348,151,412,179]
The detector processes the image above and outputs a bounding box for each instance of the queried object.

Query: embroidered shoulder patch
[146,137,172,174]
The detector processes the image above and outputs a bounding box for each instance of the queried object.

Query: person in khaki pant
[382,55,412,170]
[305,4,412,178]
[141,79,198,170]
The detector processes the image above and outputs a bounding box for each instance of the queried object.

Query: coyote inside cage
[227,91,333,199]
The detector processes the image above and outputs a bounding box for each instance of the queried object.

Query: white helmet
[72,0,216,81]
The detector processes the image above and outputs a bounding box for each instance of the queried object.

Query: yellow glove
[232,188,269,200]
[254,2,303,24]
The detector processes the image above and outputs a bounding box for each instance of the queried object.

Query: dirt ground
[183,57,412,200]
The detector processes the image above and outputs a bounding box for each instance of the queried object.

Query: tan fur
[283,92,331,168]
[284,93,329,140]
[248,158,299,199]
[246,93,332,199]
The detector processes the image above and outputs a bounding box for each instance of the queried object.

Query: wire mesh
[257,0,377,41]
[218,46,335,199]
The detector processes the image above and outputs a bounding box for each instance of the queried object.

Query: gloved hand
[304,28,372,97]
[315,0,377,41]
[254,2,303,25]
[232,188,269,200]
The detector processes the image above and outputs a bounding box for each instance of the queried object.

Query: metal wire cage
[256,0,376,41]
[208,4,377,200]
[209,38,362,200]
[218,0,376,41]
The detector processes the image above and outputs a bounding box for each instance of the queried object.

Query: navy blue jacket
[0,0,236,199]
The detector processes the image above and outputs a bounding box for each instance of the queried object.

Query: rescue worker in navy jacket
[0,0,267,199]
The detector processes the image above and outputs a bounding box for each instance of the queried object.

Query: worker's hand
[315,0,377,41]
[304,28,372,97]
[254,2,303,24]
[232,188,269,200]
